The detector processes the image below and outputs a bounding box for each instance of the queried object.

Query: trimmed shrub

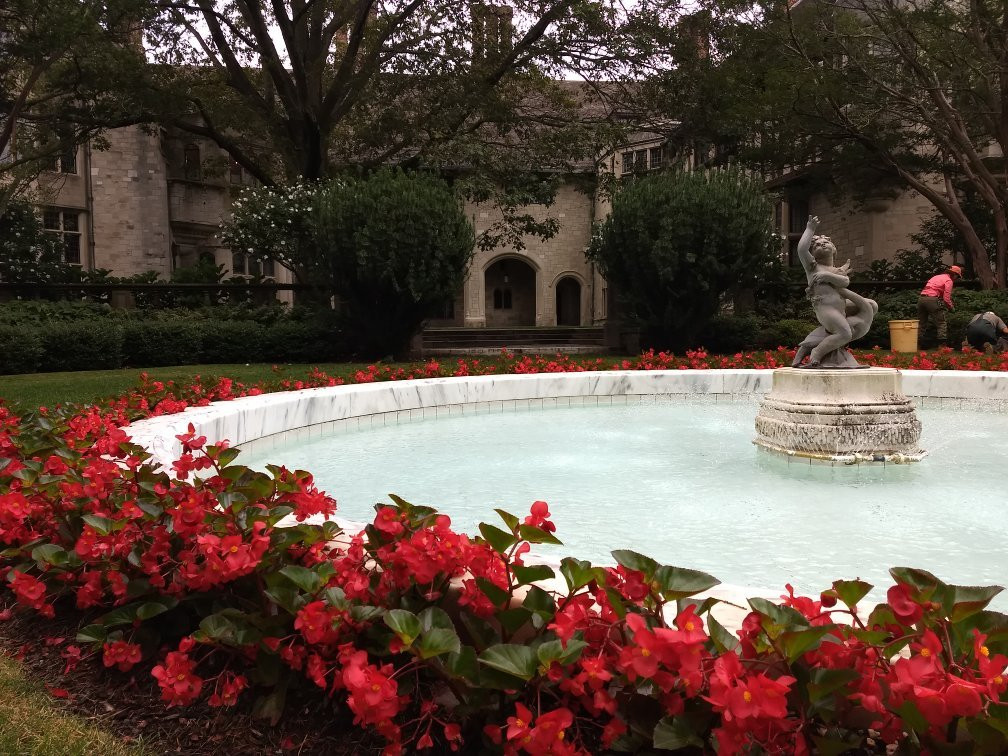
[121,321,204,368]
[198,321,268,364]
[36,321,123,372]
[0,301,357,372]
[0,301,300,328]
[0,300,116,326]
[702,315,817,354]
[314,169,476,358]
[265,309,349,363]
[259,320,337,363]
[0,325,44,375]
[754,318,818,350]
[587,168,781,349]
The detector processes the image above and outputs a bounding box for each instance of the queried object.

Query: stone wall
[89,127,172,277]
[462,183,596,327]
[808,187,937,271]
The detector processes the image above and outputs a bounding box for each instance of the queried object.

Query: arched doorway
[484,257,536,327]
[555,276,581,326]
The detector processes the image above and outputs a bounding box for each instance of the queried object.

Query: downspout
[161,128,175,276]
[84,141,96,272]
[588,167,598,324]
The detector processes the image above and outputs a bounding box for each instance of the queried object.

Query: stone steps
[420,326,606,355]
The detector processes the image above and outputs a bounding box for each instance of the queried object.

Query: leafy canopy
[0,0,147,211]
[138,1,684,246]
[658,0,1008,288]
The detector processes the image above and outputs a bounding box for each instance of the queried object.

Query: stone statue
[792,215,877,368]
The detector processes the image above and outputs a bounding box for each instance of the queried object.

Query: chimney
[471,3,514,65]
[680,11,711,61]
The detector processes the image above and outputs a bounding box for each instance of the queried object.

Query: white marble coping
[124,369,1008,474]
[121,368,1008,632]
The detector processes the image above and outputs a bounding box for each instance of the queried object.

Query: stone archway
[555,276,582,326]
[485,257,536,327]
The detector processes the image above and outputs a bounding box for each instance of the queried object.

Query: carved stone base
[753,367,925,464]
[797,347,862,369]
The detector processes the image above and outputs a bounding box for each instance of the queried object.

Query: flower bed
[1,356,1007,755]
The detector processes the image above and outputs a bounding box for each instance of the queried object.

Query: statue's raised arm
[796,215,820,274]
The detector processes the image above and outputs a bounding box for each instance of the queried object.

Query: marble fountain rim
[120,368,1008,629]
[123,368,1008,454]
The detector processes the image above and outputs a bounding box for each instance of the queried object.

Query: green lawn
[0,363,377,410]
[0,657,143,756]
[0,356,618,410]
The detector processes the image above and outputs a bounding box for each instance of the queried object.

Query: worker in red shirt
[918,265,963,344]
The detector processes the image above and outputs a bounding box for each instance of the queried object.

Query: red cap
[949,265,963,276]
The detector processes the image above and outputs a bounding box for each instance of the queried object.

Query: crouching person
[964,311,1008,353]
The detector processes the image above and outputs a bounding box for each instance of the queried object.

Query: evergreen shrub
[121,321,204,367]
[588,169,781,350]
[0,325,44,375]
[198,321,268,364]
[36,321,123,372]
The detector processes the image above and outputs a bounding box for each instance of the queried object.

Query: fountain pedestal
[754,367,925,463]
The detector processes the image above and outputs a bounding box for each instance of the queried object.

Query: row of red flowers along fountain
[1,351,1007,754]
[37,345,1008,422]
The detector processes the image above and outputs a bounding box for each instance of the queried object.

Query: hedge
[0,318,349,375]
[703,315,817,354]
[36,321,123,372]
[0,325,43,375]
[0,301,305,328]
[8,286,1008,375]
[121,320,204,368]
[738,288,1008,351]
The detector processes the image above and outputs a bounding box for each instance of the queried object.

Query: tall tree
[660,0,1008,289]
[142,1,682,243]
[0,0,147,213]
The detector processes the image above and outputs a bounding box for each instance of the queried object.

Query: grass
[0,656,142,756]
[0,356,619,410]
[0,362,379,410]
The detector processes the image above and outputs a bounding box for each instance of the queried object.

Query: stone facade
[455,183,600,328]
[771,177,944,273]
[34,122,938,325]
[38,126,295,290]
[89,127,173,277]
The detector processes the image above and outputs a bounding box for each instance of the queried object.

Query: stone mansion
[35,119,937,329]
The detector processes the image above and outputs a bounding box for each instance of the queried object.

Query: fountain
[753,214,924,463]
[125,212,1008,607]
[125,365,1008,606]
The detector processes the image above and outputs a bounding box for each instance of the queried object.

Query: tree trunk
[300,118,325,181]
[964,232,996,289]
[994,206,1008,289]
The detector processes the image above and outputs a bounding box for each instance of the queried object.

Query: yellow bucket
[889,319,919,353]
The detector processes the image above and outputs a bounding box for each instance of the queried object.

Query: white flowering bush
[220,182,320,273]
[222,173,472,356]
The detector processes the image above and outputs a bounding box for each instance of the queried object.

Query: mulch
[0,611,381,755]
